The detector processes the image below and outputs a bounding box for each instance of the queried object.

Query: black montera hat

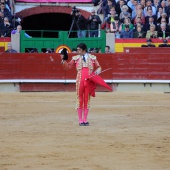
[60,48,68,60]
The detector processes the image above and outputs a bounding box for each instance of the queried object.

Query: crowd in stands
[0,0,22,37]
[93,0,170,40]
[2,0,170,53]
[1,0,170,40]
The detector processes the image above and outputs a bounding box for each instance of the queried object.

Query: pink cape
[85,72,112,97]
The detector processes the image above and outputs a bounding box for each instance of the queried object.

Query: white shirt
[82,53,88,62]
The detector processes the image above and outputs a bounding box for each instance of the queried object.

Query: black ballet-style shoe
[79,123,84,126]
[83,122,89,126]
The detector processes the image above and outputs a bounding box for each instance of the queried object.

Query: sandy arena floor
[0,92,170,170]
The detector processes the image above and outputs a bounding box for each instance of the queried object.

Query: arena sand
[0,92,170,170]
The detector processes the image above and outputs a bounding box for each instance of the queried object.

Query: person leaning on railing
[11,25,32,38]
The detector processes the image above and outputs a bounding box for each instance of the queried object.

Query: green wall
[20,30,106,53]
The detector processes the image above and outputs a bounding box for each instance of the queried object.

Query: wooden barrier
[0,47,5,52]
[115,38,170,52]
[0,52,170,91]
[124,47,170,53]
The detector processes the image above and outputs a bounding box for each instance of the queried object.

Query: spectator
[106,7,117,32]
[153,0,160,10]
[132,3,144,20]
[158,39,170,47]
[71,7,87,38]
[144,0,156,16]
[158,23,170,40]
[98,47,102,53]
[144,16,157,31]
[166,0,170,17]
[134,25,146,38]
[120,17,133,32]
[11,25,32,38]
[110,16,121,38]
[141,38,156,47]
[105,45,112,53]
[30,48,38,53]
[93,48,100,53]
[133,17,145,31]
[88,48,99,53]
[146,24,158,38]
[120,24,133,38]
[133,9,145,25]
[0,11,4,24]
[127,0,136,12]
[133,0,138,11]
[119,5,131,22]
[87,9,101,37]
[0,2,11,22]
[158,1,168,14]
[92,0,101,6]
[0,16,13,37]
[157,7,164,22]
[145,9,157,24]
[115,0,126,17]
[103,0,116,20]
[120,12,132,23]
[157,12,168,24]
[157,18,170,32]
[12,14,22,28]
[1,0,11,11]
[5,42,17,53]
[96,0,108,17]
[140,0,146,9]
[46,48,53,53]
[71,10,87,38]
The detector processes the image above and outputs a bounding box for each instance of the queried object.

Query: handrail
[0,79,170,83]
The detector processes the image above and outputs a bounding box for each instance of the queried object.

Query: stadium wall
[1,36,170,53]
[0,52,169,92]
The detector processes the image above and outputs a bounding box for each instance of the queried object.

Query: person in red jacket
[60,43,102,126]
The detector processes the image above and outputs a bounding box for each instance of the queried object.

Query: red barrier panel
[0,53,113,79]
[0,52,170,91]
[112,53,170,80]
[124,47,170,53]
[0,53,170,80]
[0,47,5,52]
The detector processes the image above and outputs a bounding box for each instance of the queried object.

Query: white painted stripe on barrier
[0,79,170,83]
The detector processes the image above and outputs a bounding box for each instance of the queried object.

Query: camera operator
[87,9,101,37]
[71,7,87,38]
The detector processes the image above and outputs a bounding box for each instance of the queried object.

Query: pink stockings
[77,108,83,123]
[83,108,89,123]
[77,108,89,123]
[77,68,90,124]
